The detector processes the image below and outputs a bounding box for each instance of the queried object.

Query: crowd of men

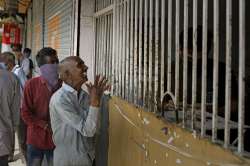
[0,44,109,166]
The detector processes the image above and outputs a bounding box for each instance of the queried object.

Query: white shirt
[12,65,27,91]
[50,83,99,166]
[20,57,30,77]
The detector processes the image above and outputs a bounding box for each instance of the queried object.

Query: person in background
[21,47,60,166]
[50,56,109,166]
[1,51,28,163]
[12,44,30,79]
[2,52,27,91]
[23,48,34,79]
[0,55,21,166]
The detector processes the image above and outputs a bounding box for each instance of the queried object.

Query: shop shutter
[44,0,74,60]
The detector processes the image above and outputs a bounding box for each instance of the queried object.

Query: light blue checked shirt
[49,83,99,166]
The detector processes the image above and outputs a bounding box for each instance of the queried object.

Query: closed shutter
[44,0,74,60]
[31,0,44,56]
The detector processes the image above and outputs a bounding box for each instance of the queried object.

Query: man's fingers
[98,76,106,87]
[94,75,100,86]
[100,79,108,89]
[85,82,93,92]
[103,84,111,91]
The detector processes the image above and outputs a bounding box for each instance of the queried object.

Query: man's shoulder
[25,76,43,86]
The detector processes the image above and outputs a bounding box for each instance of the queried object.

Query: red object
[2,23,21,45]
[21,77,59,150]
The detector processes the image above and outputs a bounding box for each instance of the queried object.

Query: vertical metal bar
[175,0,180,112]
[160,0,165,101]
[191,0,198,131]
[119,2,123,96]
[149,0,153,111]
[167,0,172,92]
[238,0,245,154]
[201,0,208,137]
[110,14,113,82]
[99,17,103,75]
[95,19,99,75]
[154,0,159,111]
[143,0,149,107]
[224,0,232,148]
[134,0,139,104]
[122,1,126,99]
[129,0,135,102]
[183,0,189,127]
[115,1,121,96]
[126,0,130,101]
[106,15,110,78]
[104,16,107,76]
[138,0,143,105]
[212,0,219,142]
[112,0,117,94]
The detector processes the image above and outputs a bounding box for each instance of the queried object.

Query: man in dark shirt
[21,47,60,166]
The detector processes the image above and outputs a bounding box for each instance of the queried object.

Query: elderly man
[1,52,27,162]
[0,59,21,166]
[21,47,60,166]
[2,52,27,90]
[50,56,109,166]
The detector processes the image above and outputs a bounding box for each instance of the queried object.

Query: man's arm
[50,97,99,137]
[21,81,48,129]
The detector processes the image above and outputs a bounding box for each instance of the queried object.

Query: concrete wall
[79,0,95,82]
[109,97,250,166]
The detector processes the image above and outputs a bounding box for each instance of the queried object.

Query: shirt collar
[62,82,78,96]
[11,65,20,72]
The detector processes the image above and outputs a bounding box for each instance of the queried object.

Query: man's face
[69,58,88,88]
[12,48,22,59]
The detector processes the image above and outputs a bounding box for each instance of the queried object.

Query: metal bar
[143,0,149,107]
[119,3,123,96]
[201,0,208,137]
[129,0,134,102]
[125,0,130,101]
[98,17,102,75]
[183,0,189,127]
[110,14,113,82]
[160,0,165,102]
[238,0,245,154]
[224,0,232,148]
[149,0,153,111]
[167,0,172,92]
[95,19,99,75]
[175,0,180,112]
[212,0,219,142]
[138,0,143,105]
[104,16,108,76]
[112,0,117,94]
[154,0,159,111]
[115,1,120,96]
[191,0,198,131]
[102,16,106,75]
[106,15,110,78]
[94,4,114,18]
[134,0,139,104]
[122,1,126,99]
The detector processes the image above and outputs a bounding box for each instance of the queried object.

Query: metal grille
[94,0,249,156]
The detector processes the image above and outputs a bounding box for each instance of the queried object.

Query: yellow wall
[108,97,250,166]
